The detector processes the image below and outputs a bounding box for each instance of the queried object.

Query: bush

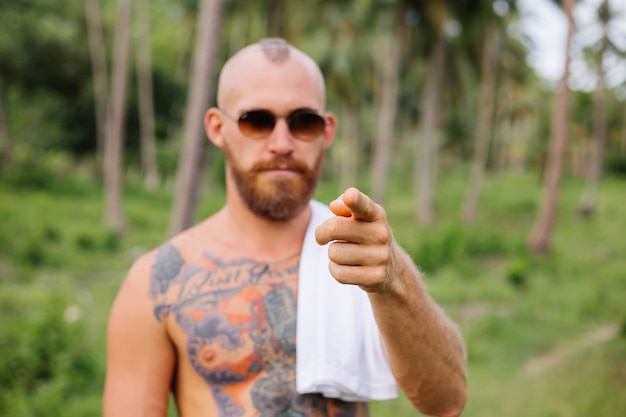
[75,233,97,251]
[506,257,529,290]
[0,149,94,196]
[75,230,121,254]
[412,226,513,273]
[102,230,121,253]
[18,237,47,267]
[0,287,102,417]
[606,154,626,177]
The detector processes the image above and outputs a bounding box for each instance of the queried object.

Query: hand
[315,187,394,292]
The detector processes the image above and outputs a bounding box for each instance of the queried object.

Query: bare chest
[152,246,301,407]
[149,243,368,417]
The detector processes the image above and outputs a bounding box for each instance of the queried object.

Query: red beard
[223,144,323,221]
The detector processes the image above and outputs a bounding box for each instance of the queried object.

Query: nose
[266,118,295,155]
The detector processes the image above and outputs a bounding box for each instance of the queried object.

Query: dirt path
[523,323,620,375]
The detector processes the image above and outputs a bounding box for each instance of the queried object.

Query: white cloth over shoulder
[295,200,398,402]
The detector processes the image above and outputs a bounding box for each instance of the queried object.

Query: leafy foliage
[0,285,102,417]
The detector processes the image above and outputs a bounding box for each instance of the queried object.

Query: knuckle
[377,248,391,265]
[372,266,388,283]
[371,226,390,245]
[329,263,350,284]
[327,218,344,237]
[327,242,340,261]
[371,203,386,221]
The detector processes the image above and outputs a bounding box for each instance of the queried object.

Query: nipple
[201,348,216,362]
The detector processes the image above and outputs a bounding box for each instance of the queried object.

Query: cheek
[294,140,323,159]
[224,140,260,167]
[308,144,326,167]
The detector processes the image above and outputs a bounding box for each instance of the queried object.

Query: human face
[209,47,335,221]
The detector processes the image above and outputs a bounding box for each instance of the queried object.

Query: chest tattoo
[148,244,364,417]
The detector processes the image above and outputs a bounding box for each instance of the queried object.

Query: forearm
[368,243,467,417]
[314,188,467,414]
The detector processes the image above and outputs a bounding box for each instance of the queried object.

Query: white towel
[295,200,398,401]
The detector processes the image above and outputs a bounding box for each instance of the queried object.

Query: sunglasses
[219,108,327,141]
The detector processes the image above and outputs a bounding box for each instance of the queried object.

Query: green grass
[1,165,625,417]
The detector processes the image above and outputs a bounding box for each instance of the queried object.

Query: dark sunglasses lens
[289,112,326,140]
[238,110,276,137]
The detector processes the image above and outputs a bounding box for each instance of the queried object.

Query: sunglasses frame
[219,108,328,141]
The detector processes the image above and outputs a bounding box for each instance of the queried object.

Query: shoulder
[113,232,190,317]
[128,219,210,286]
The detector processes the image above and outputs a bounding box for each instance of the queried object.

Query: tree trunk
[621,101,626,155]
[370,32,401,205]
[339,101,359,192]
[494,84,513,172]
[168,0,224,236]
[103,0,132,233]
[165,11,195,144]
[266,0,283,37]
[511,115,532,173]
[0,83,12,165]
[578,19,608,217]
[84,0,109,168]
[135,0,160,190]
[414,31,447,225]
[528,0,576,253]
[462,23,500,223]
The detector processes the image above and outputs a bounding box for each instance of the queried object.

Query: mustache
[251,157,309,174]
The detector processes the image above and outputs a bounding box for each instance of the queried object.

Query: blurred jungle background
[1,0,625,415]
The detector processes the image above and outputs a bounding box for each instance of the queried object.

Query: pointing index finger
[341,187,380,222]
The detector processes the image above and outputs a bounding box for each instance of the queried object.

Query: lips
[253,159,307,174]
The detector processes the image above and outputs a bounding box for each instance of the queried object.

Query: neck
[218,189,313,260]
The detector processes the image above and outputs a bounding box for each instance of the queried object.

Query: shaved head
[216,38,326,110]
[206,38,335,221]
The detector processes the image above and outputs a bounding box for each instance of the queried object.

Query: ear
[204,107,224,148]
[322,112,337,149]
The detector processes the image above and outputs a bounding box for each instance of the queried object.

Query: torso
[148,225,369,417]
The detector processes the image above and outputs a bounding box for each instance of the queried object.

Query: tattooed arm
[103,252,176,417]
[315,188,467,417]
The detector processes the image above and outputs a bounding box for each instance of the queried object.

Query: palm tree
[84,0,108,168]
[0,83,11,165]
[168,0,225,236]
[578,0,616,217]
[621,102,626,155]
[529,0,577,253]
[370,8,404,205]
[318,12,368,193]
[413,2,453,225]
[135,0,160,190]
[461,10,502,223]
[266,0,284,37]
[103,0,132,233]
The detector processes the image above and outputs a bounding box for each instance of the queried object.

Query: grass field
[1,165,625,416]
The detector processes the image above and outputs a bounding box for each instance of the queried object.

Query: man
[104,38,466,417]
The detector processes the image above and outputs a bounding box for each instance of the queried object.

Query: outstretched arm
[315,187,467,417]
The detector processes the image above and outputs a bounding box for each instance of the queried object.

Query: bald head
[216,38,326,110]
